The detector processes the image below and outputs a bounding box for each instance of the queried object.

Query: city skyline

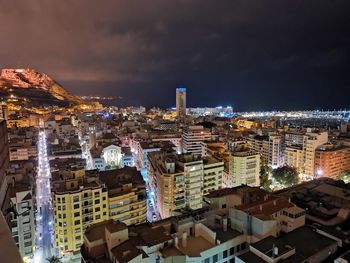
[0,1,350,110]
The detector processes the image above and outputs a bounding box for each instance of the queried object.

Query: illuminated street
[33,131,55,263]
[79,133,94,170]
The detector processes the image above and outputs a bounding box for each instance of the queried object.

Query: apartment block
[176,154,204,210]
[246,133,283,168]
[52,165,146,255]
[147,151,186,219]
[231,150,260,187]
[303,130,328,176]
[314,144,350,178]
[284,145,304,173]
[97,167,147,225]
[182,126,211,157]
[203,156,224,195]
[52,174,109,254]
[9,180,35,261]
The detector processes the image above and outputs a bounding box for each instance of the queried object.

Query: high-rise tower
[176,87,186,117]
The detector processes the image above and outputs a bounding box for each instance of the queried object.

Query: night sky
[1,0,349,111]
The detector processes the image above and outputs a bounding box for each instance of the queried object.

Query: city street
[33,131,55,263]
[79,133,93,170]
[141,168,161,222]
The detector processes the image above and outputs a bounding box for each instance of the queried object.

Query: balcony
[175,200,186,206]
[82,201,93,208]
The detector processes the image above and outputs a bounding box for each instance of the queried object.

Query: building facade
[314,144,350,178]
[182,126,211,157]
[176,87,186,117]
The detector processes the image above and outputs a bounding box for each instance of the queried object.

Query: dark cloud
[0,0,349,110]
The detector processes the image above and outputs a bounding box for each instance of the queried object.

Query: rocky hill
[0,68,82,107]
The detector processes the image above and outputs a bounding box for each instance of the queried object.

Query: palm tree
[46,255,62,263]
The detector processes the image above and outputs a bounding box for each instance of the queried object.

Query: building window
[74,212,80,217]
[213,254,218,263]
[74,220,80,225]
[24,241,32,247]
[74,204,79,209]
[223,250,228,258]
[95,207,100,212]
[230,247,234,255]
[95,199,100,205]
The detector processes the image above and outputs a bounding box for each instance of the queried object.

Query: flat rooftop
[251,226,336,262]
[177,235,215,257]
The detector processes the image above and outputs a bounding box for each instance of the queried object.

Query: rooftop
[84,220,127,242]
[250,226,336,263]
[177,235,215,257]
[235,196,294,219]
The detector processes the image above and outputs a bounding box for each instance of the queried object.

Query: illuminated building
[52,171,108,255]
[182,125,211,157]
[203,156,224,195]
[52,166,146,255]
[176,87,186,117]
[246,133,283,168]
[147,152,186,218]
[232,150,260,187]
[6,118,30,128]
[285,145,304,173]
[101,144,124,169]
[314,144,350,178]
[97,167,147,225]
[302,130,328,176]
[148,151,223,218]
[284,129,329,176]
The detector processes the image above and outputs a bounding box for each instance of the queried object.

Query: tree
[271,166,299,187]
[46,256,62,263]
[337,171,350,183]
[260,164,272,191]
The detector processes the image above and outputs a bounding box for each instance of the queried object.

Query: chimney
[273,244,279,257]
[174,236,178,247]
[182,232,187,247]
[222,217,228,232]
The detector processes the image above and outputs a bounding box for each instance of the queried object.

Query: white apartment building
[177,154,204,210]
[232,150,260,187]
[182,126,211,157]
[203,157,224,195]
[268,133,284,168]
[285,145,304,173]
[9,185,35,261]
[246,133,283,168]
[302,130,328,176]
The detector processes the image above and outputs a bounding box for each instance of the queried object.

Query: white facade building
[183,126,211,157]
